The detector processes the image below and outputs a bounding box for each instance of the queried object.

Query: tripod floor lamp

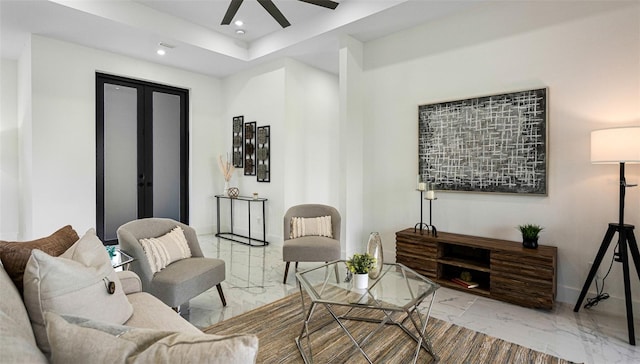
[574,127,640,346]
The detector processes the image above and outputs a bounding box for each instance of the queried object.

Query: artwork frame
[418,88,547,195]
[244,121,257,176]
[232,116,244,168]
[256,125,270,182]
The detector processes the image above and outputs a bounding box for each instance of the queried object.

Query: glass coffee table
[295,260,439,363]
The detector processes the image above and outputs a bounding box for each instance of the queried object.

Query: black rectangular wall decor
[244,121,257,176]
[418,88,547,195]
[232,116,243,168]
[256,125,270,182]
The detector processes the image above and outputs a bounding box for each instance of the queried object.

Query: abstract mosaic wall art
[232,116,243,168]
[418,88,547,195]
[244,121,257,176]
[256,125,270,182]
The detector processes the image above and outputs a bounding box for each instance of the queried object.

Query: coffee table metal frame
[295,260,439,364]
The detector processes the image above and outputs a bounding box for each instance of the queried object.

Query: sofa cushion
[23,229,133,355]
[138,226,192,274]
[45,312,259,364]
[0,225,79,294]
[125,292,202,335]
[290,216,332,239]
[0,262,48,363]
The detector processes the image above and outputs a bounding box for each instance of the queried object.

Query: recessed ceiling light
[234,20,243,26]
[156,42,175,56]
[236,29,246,35]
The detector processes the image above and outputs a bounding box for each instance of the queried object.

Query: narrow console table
[215,195,269,247]
[396,228,557,310]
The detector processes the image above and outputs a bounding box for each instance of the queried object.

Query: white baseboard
[558,284,640,318]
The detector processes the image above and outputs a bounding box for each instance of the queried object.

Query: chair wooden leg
[216,284,227,307]
[334,263,340,283]
[283,262,291,284]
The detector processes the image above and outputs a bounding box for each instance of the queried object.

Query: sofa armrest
[117,271,142,294]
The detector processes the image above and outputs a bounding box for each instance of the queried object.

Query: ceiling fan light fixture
[221,0,338,29]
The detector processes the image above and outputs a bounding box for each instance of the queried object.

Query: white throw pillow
[45,312,259,364]
[138,226,192,274]
[23,228,133,355]
[290,216,333,239]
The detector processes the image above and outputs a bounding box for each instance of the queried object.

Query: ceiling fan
[221,0,339,28]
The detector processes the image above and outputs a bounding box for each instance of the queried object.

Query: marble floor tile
[187,235,640,364]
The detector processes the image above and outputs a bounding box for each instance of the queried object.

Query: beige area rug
[203,292,576,363]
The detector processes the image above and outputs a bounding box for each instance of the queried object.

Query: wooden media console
[396,228,557,310]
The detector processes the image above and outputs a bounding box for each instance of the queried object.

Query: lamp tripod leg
[627,232,640,282]
[574,225,616,312]
[619,235,636,345]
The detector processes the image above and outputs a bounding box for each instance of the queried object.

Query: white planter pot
[354,273,369,290]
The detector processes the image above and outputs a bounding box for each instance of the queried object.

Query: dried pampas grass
[217,154,235,181]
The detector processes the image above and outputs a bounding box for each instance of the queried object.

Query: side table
[110,248,134,271]
[215,195,269,247]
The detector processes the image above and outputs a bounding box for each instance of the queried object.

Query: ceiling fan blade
[221,0,244,25]
[257,0,291,28]
[298,0,339,10]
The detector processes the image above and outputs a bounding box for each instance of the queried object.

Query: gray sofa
[0,261,255,363]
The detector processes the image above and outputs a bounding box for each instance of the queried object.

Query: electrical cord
[584,243,617,309]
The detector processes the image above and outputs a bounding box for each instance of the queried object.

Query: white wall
[17,40,33,241]
[221,61,286,242]
[339,36,366,256]
[221,58,339,244]
[362,1,640,312]
[20,35,222,238]
[0,59,19,240]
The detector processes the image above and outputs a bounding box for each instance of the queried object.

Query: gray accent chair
[117,218,226,309]
[282,204,341,284]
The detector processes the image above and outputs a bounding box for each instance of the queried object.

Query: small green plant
[105,245,116,258]
[346,253,376,274]
[518,224,543,239]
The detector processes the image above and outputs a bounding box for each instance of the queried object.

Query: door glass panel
[152,92,181,220]
[104,84,138,241]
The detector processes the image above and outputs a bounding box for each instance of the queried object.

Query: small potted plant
[518,224,543,249]
[346,253,376,289]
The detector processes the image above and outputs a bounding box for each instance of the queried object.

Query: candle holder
[414,188,438,237]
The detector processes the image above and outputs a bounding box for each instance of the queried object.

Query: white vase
[223,181,229,196]
[354,273,369,289]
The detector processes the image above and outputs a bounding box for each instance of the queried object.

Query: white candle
[426,190,436,200]
[418,182,426,191]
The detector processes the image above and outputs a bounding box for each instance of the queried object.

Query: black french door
[96,73,189,244]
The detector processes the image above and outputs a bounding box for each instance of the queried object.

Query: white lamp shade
[591,127,640,163]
